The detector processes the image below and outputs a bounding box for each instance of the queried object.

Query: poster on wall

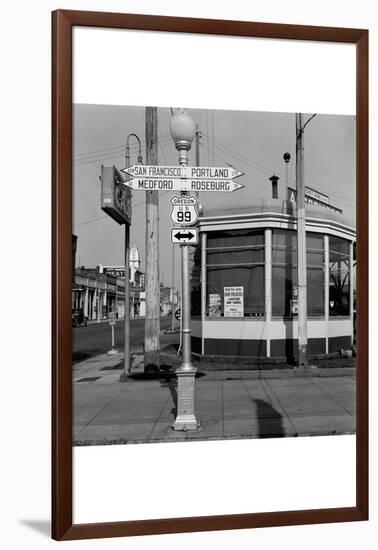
[209,293,222,316]
[224,286,244,317]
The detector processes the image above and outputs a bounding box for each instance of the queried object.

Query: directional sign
[108,312,116,326]
[171,228,198,244]
[170,195,198,226]
[124,177,244,193]
[122,164,243,180]
[188,166,243,180]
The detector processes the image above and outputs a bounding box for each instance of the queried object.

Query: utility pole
[145,107,160,372]
[170,243,175,331]
[295,113,308,367]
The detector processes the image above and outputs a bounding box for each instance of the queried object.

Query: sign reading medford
[101,165,132,225]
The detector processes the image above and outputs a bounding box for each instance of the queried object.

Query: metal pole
[171,243,175,331]
[265,228,272,358]
[201,232,207,356]
[295,113,308,367]
[349,240,354,346]
[173,137,198,431]
[124,223,130,373]
[181,243,191,369]
[324,235,329,354]
[120,143,131,379]
[285,161,289,199]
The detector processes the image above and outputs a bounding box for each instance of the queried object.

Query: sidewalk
[73,344,356,446]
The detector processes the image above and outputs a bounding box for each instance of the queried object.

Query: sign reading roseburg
[124,177,244,192]
[224,286,244,317]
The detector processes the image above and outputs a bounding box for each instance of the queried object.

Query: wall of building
[193,207,355,360]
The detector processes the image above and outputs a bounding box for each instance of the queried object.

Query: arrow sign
[171,228,198,244]
[187,166,243,180]
[122,164,243,180]
[124,177,244,193]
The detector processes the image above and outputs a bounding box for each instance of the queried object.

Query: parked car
[72,308,88,327]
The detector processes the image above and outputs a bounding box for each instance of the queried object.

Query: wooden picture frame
[52,9,368,541]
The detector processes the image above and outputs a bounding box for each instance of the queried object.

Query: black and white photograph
[72,105,356,446]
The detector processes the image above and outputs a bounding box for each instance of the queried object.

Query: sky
[73,105,356,287]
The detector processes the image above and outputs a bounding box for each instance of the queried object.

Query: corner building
[191,199,355,362]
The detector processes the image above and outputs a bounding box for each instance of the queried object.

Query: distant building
[160,283,179,316]
[129,245,141,283]
[73,267,125,321]
[73,246,147,320]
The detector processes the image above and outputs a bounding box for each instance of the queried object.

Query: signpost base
[173,368,200,431]
[107,348,118,356]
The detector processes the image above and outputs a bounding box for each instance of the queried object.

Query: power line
[74,189,172,228]
[202,133,355,207]
[202,133,274,178]
[74,133,173,161]
[74,137,174,167]
[74,140,144,160]
[74,144,125,159]
[201,137,271,192]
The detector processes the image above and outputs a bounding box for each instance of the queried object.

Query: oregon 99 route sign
[170,195,198,226]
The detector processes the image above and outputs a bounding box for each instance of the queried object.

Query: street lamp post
[170,109,199,431]
[120,134,143,381]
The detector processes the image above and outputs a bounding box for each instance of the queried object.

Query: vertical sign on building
[224,286,244,317]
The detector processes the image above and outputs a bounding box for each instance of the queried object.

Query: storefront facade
[73,269,125,321]
[191,200,355,361]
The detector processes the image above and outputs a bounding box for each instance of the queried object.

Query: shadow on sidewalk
[254,398,285,438]
[159,376,178,417]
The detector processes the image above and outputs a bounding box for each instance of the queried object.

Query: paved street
[73,316,172,364]
[73,348,355,445]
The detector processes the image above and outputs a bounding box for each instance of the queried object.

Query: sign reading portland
[122,164,244,192]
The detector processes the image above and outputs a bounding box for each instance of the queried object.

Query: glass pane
[207,265,264,316]
[307,268,324,316]
[272,266,298,316]
[272,229,297,265]
[329,236,350,316]
[329,235,349,263]
[272,247,297,266]
[272,229,297,248]
[307,249,323,267]
[208,247,264,266]
[307,232,323,250]
[207,229,264,248]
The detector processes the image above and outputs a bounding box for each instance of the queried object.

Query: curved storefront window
[192,228,351,319]
[204,230,265,317]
